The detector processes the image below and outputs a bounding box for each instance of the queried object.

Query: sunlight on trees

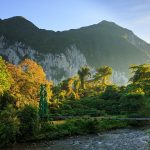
[94,66,112,86]
[0,57,12,94]
[129,64,150,95]
[78,65,91,89]
[0,57,150,148]
[7,59,52,107]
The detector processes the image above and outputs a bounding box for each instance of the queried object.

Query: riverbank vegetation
[0,56,150,148]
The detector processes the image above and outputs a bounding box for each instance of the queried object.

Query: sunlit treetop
[0,57,12,94]
[129,64,150,83]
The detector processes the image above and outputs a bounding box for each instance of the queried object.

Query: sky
[1,0,150,43]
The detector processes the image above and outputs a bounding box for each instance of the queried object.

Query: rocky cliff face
[0,36,87,83]
[0,36,128,85]
[1,17,149,85]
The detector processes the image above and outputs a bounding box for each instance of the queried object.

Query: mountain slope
[0,16,149,84]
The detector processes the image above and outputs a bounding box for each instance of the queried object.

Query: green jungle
[0,56,150,148]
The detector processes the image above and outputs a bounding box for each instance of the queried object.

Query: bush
[99,118,128,131]
[120,94,144,114]
[0,105,19,148]
[37,117,129,141]
[40,122,56,133]
[0,92,16,110]
[18,105,39,140]
[60,118,100,134]
[101,85,121,100]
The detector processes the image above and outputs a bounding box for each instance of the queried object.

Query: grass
[35,116,130,141]
[52,120,66,125]
[51,115,127,125]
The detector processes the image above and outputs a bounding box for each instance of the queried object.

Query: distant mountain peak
[6,16,27,20]
[3,16,30,23]
[100,20,112,23]
[2,16,38,30]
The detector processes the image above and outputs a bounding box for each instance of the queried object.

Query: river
[3,129,150,150]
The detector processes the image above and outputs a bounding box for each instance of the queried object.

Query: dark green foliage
[52,96,121,116]
[120,94,145,114]
[35,117,129,140]
[64,118,100,134]
[40,122,56,133]
[0,92,16,110]
[78,66,91,89]
[38,118,100,139]
[0,105,19,148]
[39,84,49,121]
[101,85,121,100]
[18,105,39,140]
[99,118,128,130]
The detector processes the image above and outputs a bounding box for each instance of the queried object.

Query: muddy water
[3,129,150,150]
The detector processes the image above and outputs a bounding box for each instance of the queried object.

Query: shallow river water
[4,129,150,150]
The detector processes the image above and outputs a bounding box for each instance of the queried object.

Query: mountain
[0,16,150,84]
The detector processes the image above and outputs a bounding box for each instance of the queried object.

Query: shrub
[0,105,19,148]
[0,92,16,110]
[120,93,144,114]
[99,118,128,131]
[63,118,100,134]
[40,122,56,133]
[101,85,121,100]
[18,105,39,140]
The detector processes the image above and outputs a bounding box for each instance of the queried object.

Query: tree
[19,59,46,84]
[59,76,80,99]
[7,63,27,106]
[7,59,53,107]
[0,57,12,94]
[73,77,80,99]
[19,59,53,101]
[129,64,150,95]
[78,66,91,89]
[94,66,112,86]
[39,84,48,121]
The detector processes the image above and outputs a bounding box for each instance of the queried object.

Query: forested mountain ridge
[0,16,149,83]
[0,17,150,149]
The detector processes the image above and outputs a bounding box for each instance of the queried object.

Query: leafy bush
[0,105,19,148]
[18,105,39,140]
[0,92,16,110]
[37,117,129,141]
[58,118,100,135]
[101,85,121,100]
[120,94,144,114]
[40,122,56,133]
[99,118,128,131]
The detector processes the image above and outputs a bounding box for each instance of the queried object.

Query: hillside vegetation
[0,56,150,147]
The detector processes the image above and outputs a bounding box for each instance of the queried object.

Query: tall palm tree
[78,66,91,89]
[94,66,112,86]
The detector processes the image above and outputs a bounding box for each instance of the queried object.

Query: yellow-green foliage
[0,57,12,94]
[129,64,150,95]
[94,65,112,86]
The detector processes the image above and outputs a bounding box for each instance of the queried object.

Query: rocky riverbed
[4,129,150,150]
